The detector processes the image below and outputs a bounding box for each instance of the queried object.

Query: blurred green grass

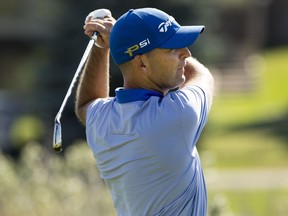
[210,46,288,128]
[204,46,288,216]
[204,130,288,169]
[205,46,288,169]
[209,189,288,216]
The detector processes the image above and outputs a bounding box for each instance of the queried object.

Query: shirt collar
[115,88,163,103]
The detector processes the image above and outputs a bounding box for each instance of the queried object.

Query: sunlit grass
[210,46,288,128]
[209,189,288,216]
[203,130,288,169]
[204,46,288,168]
[204,47,288,216]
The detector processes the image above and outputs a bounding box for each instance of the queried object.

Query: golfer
[76,7,214,216]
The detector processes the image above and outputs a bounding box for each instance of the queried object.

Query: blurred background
[0,0,288,215]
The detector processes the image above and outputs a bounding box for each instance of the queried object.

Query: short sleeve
[170,85,209,151]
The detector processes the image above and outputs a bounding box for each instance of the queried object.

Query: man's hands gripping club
[84,9,115,49]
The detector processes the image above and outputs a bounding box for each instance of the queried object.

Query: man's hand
[180,57,214,109]
[84,15,116,49]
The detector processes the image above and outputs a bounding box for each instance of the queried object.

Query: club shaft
[53,35,97,152]
[55,37,96,122]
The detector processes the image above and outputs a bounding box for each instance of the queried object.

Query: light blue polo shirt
[86,85,209,216]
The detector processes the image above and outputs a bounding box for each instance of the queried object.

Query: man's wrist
[92,44,110,55]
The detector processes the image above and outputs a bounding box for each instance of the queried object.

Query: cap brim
[159,25,205,49]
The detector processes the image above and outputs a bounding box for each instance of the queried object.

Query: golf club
[53,9,112,153]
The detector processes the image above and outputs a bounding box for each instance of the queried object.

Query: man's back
[86,86,208,215]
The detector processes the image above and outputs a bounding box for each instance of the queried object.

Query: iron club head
[53,118,62,153]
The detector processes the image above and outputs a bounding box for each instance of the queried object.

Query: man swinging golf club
[76,7,214,216]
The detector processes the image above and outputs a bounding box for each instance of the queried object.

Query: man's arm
[75,16,115,125]
[75,47,110,125]
[180,57,214,109]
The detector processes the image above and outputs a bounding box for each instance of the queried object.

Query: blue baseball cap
[110,8,205,65]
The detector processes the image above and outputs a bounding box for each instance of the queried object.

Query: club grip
[86,9,112,21]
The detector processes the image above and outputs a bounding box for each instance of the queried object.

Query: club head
[53,120,63,153]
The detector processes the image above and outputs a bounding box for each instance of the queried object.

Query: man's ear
[131,55,149,73]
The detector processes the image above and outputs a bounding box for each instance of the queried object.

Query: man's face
[144,48,191,94]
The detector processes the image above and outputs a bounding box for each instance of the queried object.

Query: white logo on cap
[158,16,175,33]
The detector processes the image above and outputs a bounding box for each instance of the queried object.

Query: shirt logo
[158,16,175,33]
[124,38,150,57]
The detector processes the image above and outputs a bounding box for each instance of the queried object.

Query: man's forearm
[75,45,110,124]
